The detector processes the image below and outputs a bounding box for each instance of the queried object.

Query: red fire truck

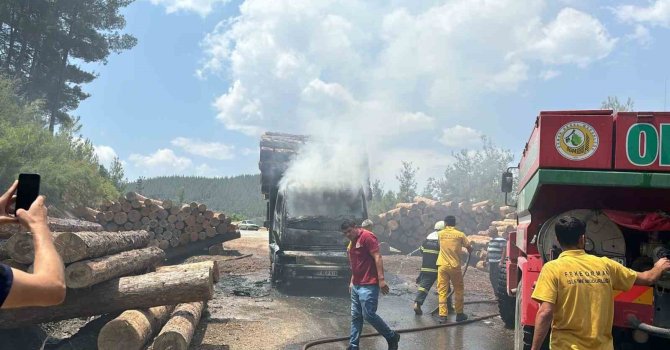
[491,110,670,349]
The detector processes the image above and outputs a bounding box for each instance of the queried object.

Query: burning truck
[259,132,370,286]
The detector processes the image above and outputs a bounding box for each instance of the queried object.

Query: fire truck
[490,110,670,349]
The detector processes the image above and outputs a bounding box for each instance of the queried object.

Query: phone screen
[16,173,40,211]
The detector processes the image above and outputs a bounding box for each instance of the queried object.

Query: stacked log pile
[0,228,216,329]
[371,198,522,271]
[82,192,238,250]
[370,197,501,253]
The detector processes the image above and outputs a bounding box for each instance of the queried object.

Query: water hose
[301,251,493,350]
[301,308,499,349]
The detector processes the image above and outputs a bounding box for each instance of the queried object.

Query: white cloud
[171,137,235,160]
[439,125,483,148]
[94,145,118,167]
[518,8,617,67]
[128,149,192,176]
[148,0,230,16]
[201,1,619,138]
[626,25,652,46]
[615,0,670,27]
[539,69,561,80]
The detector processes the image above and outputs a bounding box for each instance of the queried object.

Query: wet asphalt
[278,279,513,350]
[213,231,515,350]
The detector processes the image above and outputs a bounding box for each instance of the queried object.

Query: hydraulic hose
[628,315,670,339]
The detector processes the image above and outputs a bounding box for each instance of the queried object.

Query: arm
[635,257,670,286]
[370,250,389,295]
[2,196,66,308]
[532,301,554,350]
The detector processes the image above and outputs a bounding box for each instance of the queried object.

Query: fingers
[0,181,18,202]
[0,216,18,224]
[15,208,26,217]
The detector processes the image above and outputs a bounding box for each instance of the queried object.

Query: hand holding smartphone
[16,173,40,212]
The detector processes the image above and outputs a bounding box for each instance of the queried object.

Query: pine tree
[396,161,418,203]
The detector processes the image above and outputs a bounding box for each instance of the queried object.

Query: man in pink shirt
[342,219,400,350]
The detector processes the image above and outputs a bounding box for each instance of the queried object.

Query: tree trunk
[0,269,213,329]
[156,261,219,283]
[50,313,121,350]
[6,232,63,264]
[56,230,150,264]
[65,247,165,288]
[150,301,204,350]
[97,305,175,350]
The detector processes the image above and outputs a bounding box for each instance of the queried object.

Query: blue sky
[76,0,670,189]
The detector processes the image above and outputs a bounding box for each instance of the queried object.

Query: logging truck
[490,110,670,349]
[259,132,369,285]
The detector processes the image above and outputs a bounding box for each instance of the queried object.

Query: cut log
[1,259,28,271]
[128,210,141,223]
[156,261,219,283]
[414,196,439,207]
[98,305,175,350]
[0,269,214,329]
[150,301,205,350]
[386,220,399,231]
[162,199,173,210]
[6,232,63,264]
[50,313,121,350]
[65,247,165,288]
[0,218,103,238]
[56,230,151,264]
[113,212,128,225]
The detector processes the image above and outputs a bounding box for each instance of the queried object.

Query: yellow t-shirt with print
[435,226,470,268]
[531,250,637,350]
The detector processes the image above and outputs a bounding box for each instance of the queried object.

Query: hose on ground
[301,307,500,349]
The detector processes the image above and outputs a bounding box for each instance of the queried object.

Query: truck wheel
[497,264,516,328]
[487,238,506,291]
[514,281,549,350]
[270,254,281,286]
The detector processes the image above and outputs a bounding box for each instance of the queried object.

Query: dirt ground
[187,231,500,350]
[5,230,503,350]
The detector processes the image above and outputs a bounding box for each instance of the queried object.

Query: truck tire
[497,263,516,329]
[487,238,506,291]
[514,281,549,350]
[270,253,281,286]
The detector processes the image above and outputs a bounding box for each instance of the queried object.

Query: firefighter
[361,219,373,230]
[436,215,472,323]
[531,216,670,350]
[413,221,453,315]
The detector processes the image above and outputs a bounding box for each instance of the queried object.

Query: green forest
[0,1,134,210]
[125,175,266,221]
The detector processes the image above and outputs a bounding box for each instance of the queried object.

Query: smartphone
[16,173,40,212]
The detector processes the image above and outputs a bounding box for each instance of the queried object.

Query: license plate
[316,270,338,277]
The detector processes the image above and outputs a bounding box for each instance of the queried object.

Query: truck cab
[259,132,370,286]
[269,184,366,284]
